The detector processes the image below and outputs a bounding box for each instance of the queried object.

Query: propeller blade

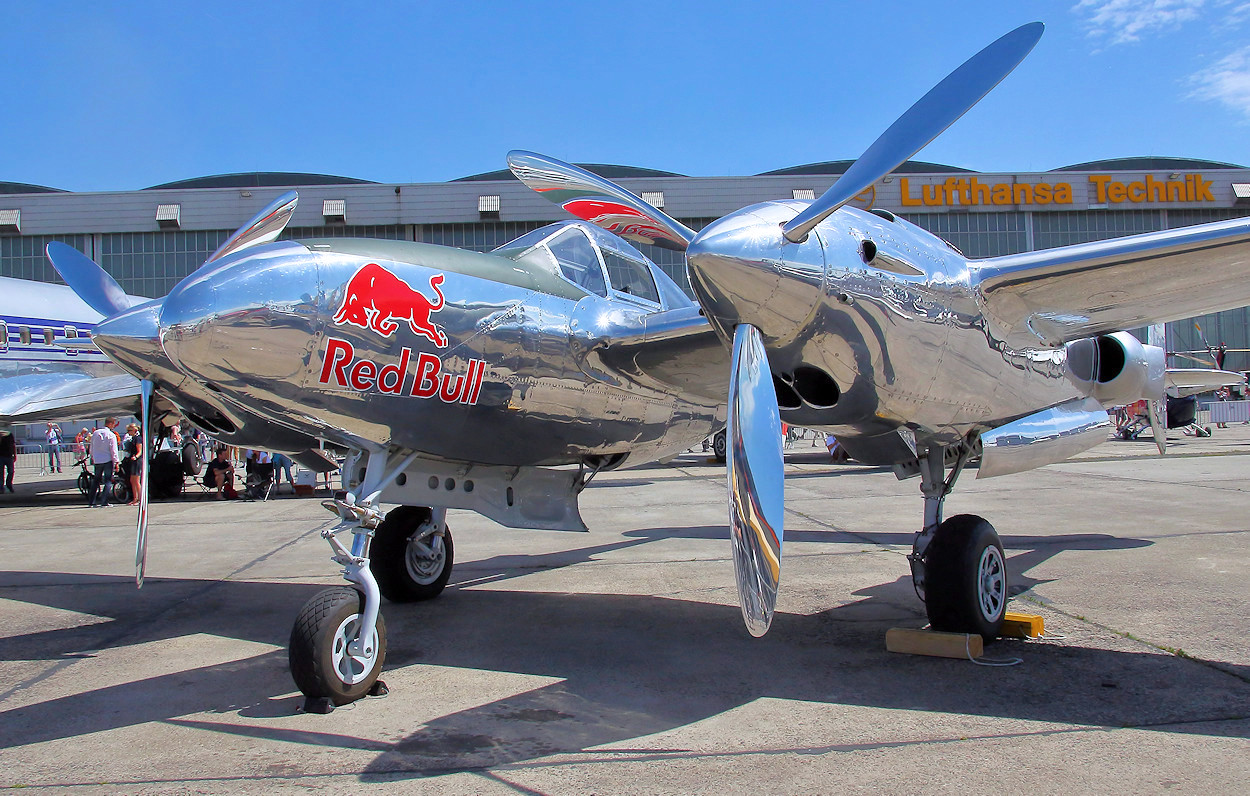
[204,190,298,265]
[45,242,133,317]
[782,22,1043,243]
[135,378,153,587]
[726,323,785,636]
[507,150,696,251]
[1148,397,1167,455]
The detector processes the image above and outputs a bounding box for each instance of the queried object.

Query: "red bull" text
[318,336,485,405]
[333,263,448,347]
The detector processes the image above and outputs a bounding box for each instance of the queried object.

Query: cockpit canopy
[493,221,688,309]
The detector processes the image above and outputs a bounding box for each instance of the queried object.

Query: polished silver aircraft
[46,21,1250,709]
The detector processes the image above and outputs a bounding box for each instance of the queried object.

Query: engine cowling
[1065,331,1165,407]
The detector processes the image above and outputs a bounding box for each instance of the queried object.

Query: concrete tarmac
[1,429,1248,794]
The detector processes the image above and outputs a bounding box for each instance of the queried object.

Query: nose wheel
[289,586,388,707]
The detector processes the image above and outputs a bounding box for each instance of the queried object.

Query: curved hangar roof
[6,157,1248,196]
[144,172,379,190]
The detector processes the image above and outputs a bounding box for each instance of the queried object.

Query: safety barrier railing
[11,443,81,476]
[1209,400,1250,424]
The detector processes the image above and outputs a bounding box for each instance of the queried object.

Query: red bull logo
[333,262,448,347]
[562,199,687,247]
[318,336,486,405]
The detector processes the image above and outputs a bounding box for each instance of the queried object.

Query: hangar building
[3,155,1249,370]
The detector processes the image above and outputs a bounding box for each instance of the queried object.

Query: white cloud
[1189,45,1250,120]
[1074,0,1206,44]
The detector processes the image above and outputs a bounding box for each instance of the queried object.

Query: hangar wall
[2,156,1249,370]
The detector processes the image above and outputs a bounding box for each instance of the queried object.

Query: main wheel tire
[181,441,203,476]
[370,506,454,603]
[923,514,1007,642]
[712,430,727,463]
[289,586,386,706]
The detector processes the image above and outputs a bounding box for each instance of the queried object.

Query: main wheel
[181,441,203,476]
[370,506,454,602]
[289,586,386,705]
[923,514,1007,642]
[712,430,727,463]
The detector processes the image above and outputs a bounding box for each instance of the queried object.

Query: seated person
[204,447,236,499]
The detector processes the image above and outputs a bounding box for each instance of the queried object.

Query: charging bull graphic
[332,262,447,347]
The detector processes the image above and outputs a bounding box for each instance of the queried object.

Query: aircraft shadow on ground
[0,524,1242,780]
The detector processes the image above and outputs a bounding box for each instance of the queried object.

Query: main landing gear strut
[288,448,454,712]
[906,442,1007,642]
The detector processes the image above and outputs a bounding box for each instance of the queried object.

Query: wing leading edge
[972,216,1250,348]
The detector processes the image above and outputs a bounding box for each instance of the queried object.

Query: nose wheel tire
[369,506,454,602]
[922,514,1007,642]
[289,586,387,706]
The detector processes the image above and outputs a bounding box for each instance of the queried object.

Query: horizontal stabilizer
[508,151,696,251]
[1166,368,1246,398]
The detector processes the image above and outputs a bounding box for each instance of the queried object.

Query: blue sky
[3,1,1249,192]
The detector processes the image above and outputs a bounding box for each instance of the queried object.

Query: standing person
[0,431,15,493]
[74,428,89,458]
[45,422,63,473]
[88,418,121,508]
[123,427,143,506]
[272,452,296,494]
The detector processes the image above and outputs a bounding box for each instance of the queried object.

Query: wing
[1166,368,1246,398]
[0,372,140,425]
[972,216,1250,348]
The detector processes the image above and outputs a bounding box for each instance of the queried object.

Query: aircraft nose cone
[92,300,166,381]
[686,207,825,346]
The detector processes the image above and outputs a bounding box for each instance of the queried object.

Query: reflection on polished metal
[977,397,1112,479]
[781,22,1043,244]
[727,324,785,637]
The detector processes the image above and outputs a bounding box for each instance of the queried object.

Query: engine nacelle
[1064,331,1165,407]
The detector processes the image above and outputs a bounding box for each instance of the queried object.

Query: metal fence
[1209,400,1250,424]
[13,443,83,475]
